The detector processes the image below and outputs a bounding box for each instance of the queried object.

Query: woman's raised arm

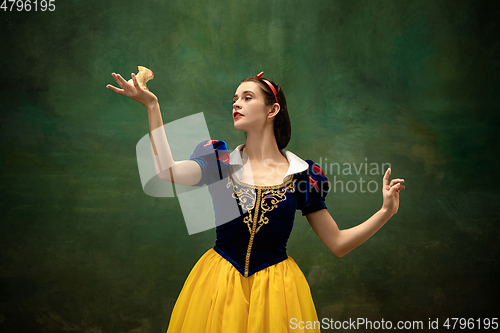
[306,168,405,257]
[106,72,202,186]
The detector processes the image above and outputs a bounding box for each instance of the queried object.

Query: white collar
[229,144,309,181]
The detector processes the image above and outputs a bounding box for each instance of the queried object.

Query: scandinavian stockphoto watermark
[258,157,391,194]
[316,157,391,194]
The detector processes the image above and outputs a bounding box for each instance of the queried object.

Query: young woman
[106,71,405,332]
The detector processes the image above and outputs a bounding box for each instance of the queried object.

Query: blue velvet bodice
[190,140,329,277]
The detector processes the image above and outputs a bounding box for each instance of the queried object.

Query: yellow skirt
[166,248,320,333]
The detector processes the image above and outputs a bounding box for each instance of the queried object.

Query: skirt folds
[166,248,320,333]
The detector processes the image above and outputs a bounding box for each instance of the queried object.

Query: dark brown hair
[240,76,291,150]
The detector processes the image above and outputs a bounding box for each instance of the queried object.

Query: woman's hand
[381,168,405,216]
[106,72,158,108]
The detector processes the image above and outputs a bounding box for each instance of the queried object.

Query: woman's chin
[233,121,245,131]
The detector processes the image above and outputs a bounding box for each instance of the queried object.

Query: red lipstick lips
[233,111,243,119]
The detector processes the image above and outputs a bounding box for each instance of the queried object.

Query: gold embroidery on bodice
[226,166,296,276]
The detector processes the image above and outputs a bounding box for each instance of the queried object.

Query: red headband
[254,71,278,104]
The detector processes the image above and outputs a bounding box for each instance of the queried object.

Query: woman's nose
[233,100,242,109]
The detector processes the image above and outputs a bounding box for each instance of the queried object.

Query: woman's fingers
[112,73,132,90]
[106,84,125,95]
[383,168,405,190]
[107,72,158,107]
[389,179,404,187]
[388,183,400,195]
[131,73,141,89]
[383,168,390,188]
[111,73,123,85]
[388,183,405,195]
[109,73,141,98]
[110,74,126,90]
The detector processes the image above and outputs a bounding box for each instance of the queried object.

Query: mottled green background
[1,0,498,332]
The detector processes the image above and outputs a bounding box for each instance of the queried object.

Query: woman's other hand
[106,72,158,108]
[381,168,405,216]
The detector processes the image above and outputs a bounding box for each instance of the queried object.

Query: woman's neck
[242,129,286,164]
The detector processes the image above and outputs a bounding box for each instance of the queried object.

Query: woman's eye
[245,96,252,100]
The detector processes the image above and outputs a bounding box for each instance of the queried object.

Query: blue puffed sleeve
[189,140,230,186]
[296,160,330,216]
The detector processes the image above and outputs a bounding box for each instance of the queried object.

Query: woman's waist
[213,244,288,277]
[215,237,288,264]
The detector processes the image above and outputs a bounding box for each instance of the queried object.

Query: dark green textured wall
[1,0,498,332]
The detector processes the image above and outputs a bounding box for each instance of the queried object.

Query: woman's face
[232,82,270,131]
